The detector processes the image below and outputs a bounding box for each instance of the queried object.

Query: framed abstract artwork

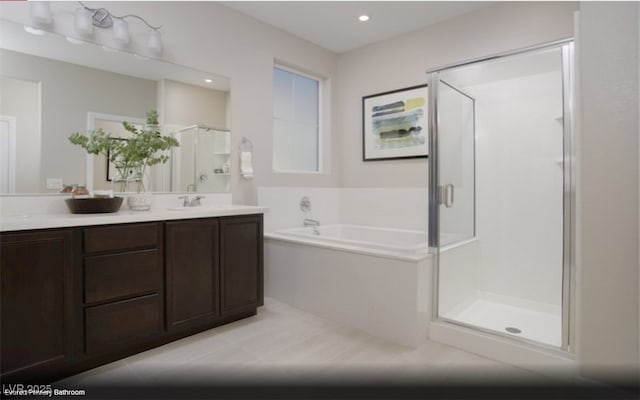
[362,84,428,161]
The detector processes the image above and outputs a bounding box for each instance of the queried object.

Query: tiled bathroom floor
[59,298,555,387]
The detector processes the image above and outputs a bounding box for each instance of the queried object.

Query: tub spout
[303,218,320,235]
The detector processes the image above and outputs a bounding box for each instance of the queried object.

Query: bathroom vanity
[0,207,264,383]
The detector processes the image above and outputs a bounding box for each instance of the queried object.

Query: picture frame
[362,84,428,161]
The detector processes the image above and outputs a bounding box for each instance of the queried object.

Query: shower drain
[505,327,522,334]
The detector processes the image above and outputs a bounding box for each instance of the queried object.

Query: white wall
[577,1,639,385]
[257,186,340,233]
[257,186,428,233]
[469,71,564,306]
[335,2,577,188]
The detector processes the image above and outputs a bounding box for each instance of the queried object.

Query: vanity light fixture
[112,18,131,46]
[74,6,94,38]
[146,29,163,57]
[29,1,164,56]
[358,15,370,22]
[29,2,53,27]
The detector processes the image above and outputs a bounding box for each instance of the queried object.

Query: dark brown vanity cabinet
[81,223,164,356]
[220,215,264,315]
[165,219,220,333]
[165,214,264,332]
[0,213,263,383]
[0,229,75,381]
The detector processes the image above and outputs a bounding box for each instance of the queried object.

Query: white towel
[240,151,254,178]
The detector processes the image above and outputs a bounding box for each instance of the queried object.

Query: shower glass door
[437,82,475,247]
[429,42,573,350]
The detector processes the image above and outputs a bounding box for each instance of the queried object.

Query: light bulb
[74,7,94,38]
[29,2,52,27]
[147,30,163,57]
[113,19,130,46]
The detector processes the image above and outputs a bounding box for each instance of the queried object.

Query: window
[272,65,321,172]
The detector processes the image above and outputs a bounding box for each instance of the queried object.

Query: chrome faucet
[303,218,320,235]
[178,195,205,207]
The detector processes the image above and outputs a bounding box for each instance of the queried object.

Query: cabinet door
[165,219,219,333]
[1,230,74,380]
[220,215,263,315]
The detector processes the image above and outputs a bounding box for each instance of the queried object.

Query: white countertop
[0,204,268,232]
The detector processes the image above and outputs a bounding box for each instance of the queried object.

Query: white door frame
[0,116,17,194]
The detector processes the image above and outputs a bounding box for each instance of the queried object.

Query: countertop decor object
[65,197,123,214]
[68,109,179,211]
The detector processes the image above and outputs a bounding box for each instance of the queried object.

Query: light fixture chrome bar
[78,1,162,30]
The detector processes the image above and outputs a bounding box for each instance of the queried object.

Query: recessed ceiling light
[204,79,213,83]
[358,15,370,22]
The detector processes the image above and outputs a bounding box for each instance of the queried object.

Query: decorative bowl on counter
[65,197,124,214]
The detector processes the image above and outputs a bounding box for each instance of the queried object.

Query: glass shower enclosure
[171,125,231,193]
[428,40,574,350]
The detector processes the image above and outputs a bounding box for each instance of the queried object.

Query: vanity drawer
[84,223,158,254]
[84,249,160,305]
[85,294,161,355]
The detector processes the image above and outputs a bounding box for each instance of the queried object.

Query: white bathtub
[265,224,432,346]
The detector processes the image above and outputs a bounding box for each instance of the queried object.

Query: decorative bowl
[65,197,124,214]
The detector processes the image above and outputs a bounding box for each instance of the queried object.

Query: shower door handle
[444,184,454,208]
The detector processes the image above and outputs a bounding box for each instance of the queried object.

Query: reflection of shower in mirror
[171,124,231,193]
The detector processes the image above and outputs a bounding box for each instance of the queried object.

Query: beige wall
[577,1,639,385]
[163,79,228,129]
[335,1,577,187]
[0,49,156,192]
[0,76,40,193]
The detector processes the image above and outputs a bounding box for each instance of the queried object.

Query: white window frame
[272,63,324,174]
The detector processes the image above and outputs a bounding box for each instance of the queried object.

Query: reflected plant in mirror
[69,110,179,194]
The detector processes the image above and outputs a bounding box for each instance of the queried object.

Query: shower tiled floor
[58,298,555,387]
[449,297,562,347]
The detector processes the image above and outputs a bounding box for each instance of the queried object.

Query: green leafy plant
[145,110,159,125]
[68,111,179,193]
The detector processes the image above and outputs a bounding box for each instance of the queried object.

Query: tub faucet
[303,218,320,235]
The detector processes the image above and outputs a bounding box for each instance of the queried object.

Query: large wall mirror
[0,19,231,195]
